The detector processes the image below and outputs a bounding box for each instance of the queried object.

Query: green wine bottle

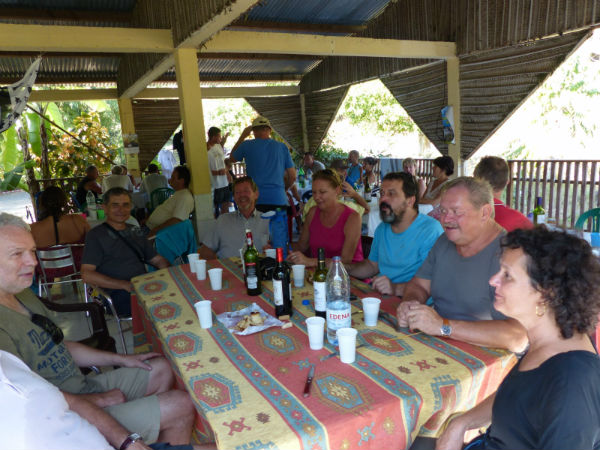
[243,229,261,296]
[313,248,327,318]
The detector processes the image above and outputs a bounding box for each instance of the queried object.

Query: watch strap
[120,433,142,450]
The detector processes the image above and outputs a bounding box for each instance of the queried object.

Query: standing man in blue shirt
[231,116,296,213]
[346,172,443,296]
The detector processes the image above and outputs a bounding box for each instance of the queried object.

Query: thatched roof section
[382,29,589,159]
[305,86,349,153]
[245,85,348,153]
[131,99,181,169]
[1,0,598,162]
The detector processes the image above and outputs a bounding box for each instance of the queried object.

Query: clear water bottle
[86,190,97,220]
[326,256,351,345]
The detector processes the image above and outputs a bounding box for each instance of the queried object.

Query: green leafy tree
[339,87,416,135]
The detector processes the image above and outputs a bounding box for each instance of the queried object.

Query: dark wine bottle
[273,247,292,318]
[313,248,327,318]
[244,229,261,296]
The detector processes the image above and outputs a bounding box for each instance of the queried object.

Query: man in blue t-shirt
[231,116,296,212]
[347,172,443,296]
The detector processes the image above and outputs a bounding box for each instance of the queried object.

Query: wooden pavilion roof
[1,0,598,168]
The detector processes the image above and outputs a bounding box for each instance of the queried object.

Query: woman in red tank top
[288,169,363,268]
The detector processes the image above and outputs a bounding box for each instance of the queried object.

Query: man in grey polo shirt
[397,177,528,353]
[200,176,270,259]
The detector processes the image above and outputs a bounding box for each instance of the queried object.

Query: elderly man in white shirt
[102,165,134,192]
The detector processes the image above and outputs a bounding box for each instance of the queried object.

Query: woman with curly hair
[30,186,90,248]
[437,227,600,450]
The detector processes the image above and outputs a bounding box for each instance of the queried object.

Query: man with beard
[397,177,528,353]
[346,172,443,296]
[200,176,270,259]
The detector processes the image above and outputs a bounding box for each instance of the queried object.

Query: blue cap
[302,300,310,306]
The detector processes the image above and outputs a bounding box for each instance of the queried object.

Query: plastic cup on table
[361,297,381,327]
[194,259,207,280]
[336,328,358,364]
[208,268,223,290]
[265,248,276,259]
[96,208,105,220]
[306,316,325,350]
[194,300,213,328]
[292,264,305,288]
[188,253,200,273]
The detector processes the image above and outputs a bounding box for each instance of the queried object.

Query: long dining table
[131,258,516,450]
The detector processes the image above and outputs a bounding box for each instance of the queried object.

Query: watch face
[441,325,451,336]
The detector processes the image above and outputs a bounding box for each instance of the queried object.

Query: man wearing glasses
[0,213,195,449]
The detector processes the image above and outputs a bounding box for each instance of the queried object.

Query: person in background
[420,156,454,219]
[75,165,102,207]
[345,150,363,187]
[121,165,137,189]
[200,176,269,259]
[173,129,185,165]
[288,169,363,268]
[139,164,168,196]
[145,166,194,237]
[302,153,326,179]
[437,227,600,450]
[362,156,379,192]
[346,173,443,296]
[397,177,528,353]
[402,157,426,199]
[30,186,90,248]
[102,165,133,193]
[206,126,231,217]
[474,156,533,232]
[231,116,296,213]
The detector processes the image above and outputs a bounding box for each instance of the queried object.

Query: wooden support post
[174,48,213,238]
[446,57,462,176]
[117,97,141,179]
[300,93,309,154]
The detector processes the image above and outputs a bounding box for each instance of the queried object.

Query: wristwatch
[120,433,143,450]
[440,318,452,337]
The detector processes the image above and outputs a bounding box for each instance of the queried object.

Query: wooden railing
[507,160,600,230]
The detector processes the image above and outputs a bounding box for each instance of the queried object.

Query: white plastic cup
[292,264,305,288]
[194,300,213,328]
[194,259,207,281]
[336,328,358,364]
[208,268,223,290]
[361,297,381,327]
[188,253,200,273]
[265,248,277,259]
[306,316,325,350]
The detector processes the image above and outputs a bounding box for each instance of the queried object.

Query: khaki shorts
[90,367,161,443]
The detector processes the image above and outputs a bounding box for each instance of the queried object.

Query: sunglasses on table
[30,313,64,345]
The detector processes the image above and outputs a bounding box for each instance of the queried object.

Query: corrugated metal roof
[159,59,320,82]
[0,0,134,11]
[0,56,119,83]
[244,0,391,26]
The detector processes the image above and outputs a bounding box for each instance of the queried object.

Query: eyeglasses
[31,314,64,345]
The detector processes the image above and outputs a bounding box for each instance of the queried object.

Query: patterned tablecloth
[132,259,516,450]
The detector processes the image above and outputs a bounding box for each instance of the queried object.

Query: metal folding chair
[84,285,131,354]
[36,244,84,301]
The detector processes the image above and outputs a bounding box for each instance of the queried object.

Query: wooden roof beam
[203,31,457,59]
[29,85,300,102]
[0,23,172,53]
[119,0,258,99]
